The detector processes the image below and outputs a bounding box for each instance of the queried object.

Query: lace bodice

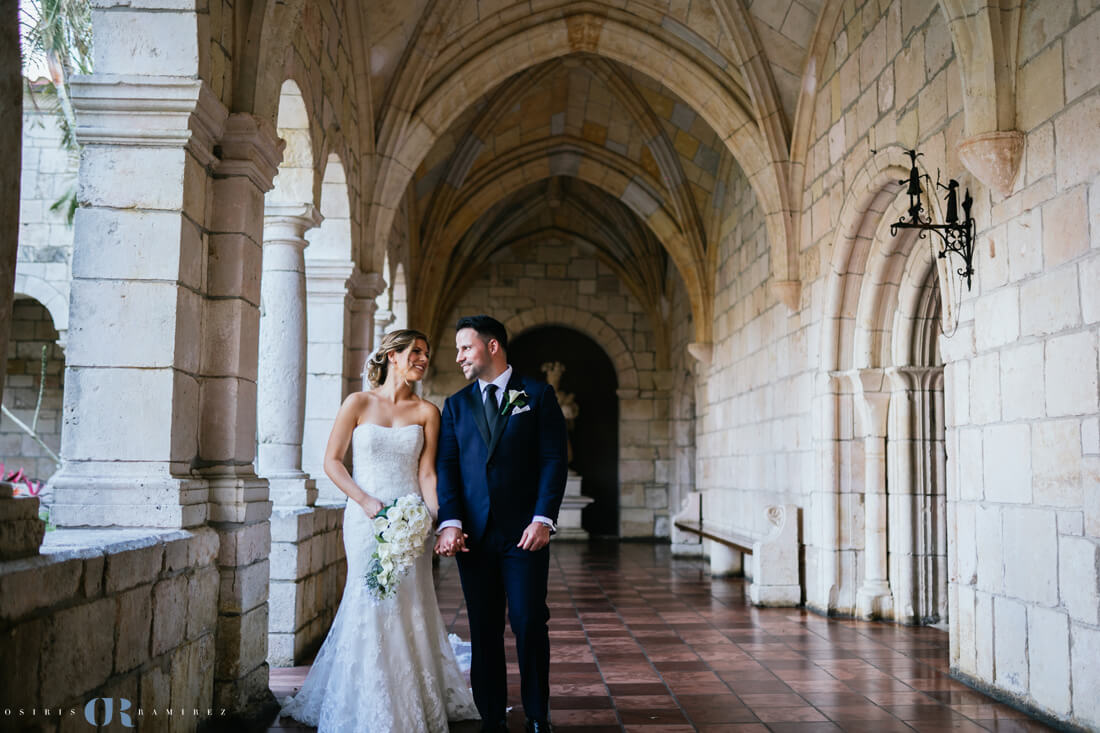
[351,423,424,503]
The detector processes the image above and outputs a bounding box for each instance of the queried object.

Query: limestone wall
[695,159,812,546]
[689,0,1100,726]
[938,4,1099,725]
[0,529,220,731]
[424,236,675,538]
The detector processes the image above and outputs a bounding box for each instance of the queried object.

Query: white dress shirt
[437,365,557,534]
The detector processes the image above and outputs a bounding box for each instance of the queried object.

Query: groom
[435,315,568,733]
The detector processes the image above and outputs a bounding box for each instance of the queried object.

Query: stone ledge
[0,527,216,624]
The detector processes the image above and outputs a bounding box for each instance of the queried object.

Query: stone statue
[541,361,578,462]
[539,361,592,539]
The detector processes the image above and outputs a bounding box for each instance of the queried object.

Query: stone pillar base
[554,472,593,541]
[749,583,802,606]
[50,469,208,528]
[856,580,894,619]
[0,485,45,560]
[267,475,318,508]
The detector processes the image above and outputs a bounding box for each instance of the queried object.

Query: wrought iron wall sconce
[889,149,976,290]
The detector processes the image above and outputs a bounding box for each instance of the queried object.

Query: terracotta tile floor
[268,542,1058,732]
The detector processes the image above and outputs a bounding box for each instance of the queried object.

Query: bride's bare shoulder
[344,390,377,410]
[416,397,441,419]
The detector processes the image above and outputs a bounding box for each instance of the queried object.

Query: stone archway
[503,306,639,391]
[499,306,663,537]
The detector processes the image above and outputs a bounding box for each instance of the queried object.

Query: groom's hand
[517,522,551,551]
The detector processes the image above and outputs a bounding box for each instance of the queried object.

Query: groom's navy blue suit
[436,372,568,725]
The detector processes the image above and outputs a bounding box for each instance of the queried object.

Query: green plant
[20,0,93,225]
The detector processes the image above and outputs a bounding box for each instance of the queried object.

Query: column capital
[215,113,285,193]
[686,342,713,366]
[305,258,356,300]
[348,269,387,301]
[374,307,395,328]
[70,75,228,167]
[845,368,891,439]
[264,203,323,244]
[886,365,945,393]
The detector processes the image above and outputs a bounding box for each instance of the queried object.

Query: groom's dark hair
[457,315,508,354]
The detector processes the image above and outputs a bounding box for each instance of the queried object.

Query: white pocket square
[510,405,532,415]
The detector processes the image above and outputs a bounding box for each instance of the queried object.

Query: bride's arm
[323,393,383,517]
[417,404,442,518]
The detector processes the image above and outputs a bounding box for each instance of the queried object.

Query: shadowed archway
[510,326,619,538]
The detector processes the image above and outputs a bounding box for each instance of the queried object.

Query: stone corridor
[269,542,1057,733]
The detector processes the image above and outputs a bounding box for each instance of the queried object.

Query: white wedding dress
[279,423,479,732]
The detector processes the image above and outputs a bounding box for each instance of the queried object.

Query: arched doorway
[510,326,619,537]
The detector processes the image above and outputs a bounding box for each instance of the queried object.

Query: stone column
[850,368,894,619]
[372,307,394,348]
[258,205,321,506]
[807,371,844,614]
[302,266,383,501]
[347,272,386,394]
[302,259,355,501]
[202,112,284,718]
[49,75,226,528]
[887,366,947,624]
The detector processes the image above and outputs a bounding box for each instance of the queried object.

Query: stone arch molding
[13,273,68,344]
[503,306,639,391]
[820,147,955,374]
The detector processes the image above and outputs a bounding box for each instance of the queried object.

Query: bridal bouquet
[364,494,434,601]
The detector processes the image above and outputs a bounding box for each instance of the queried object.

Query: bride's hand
[359,495,383,518]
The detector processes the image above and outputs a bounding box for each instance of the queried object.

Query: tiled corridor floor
[269,542,1057,732]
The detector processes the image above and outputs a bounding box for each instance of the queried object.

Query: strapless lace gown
[279,423,479,732]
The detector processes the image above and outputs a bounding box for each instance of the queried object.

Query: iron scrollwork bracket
[889,149,976,291]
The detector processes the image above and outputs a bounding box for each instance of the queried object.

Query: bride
[279,329,479,732]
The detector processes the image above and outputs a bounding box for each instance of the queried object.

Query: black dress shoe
[525,720,553,733]
[480,720,508,733]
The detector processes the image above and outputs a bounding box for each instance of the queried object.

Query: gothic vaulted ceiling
[355,0,825,344]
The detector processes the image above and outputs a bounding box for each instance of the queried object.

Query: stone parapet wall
[268,504,346,667]
[0,528,220,731]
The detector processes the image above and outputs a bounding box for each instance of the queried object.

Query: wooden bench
[672,492,801,607]
[672,518,754,555]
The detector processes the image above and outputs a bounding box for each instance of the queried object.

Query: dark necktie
[485,384,501,434]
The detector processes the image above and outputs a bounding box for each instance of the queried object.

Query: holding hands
[434,525,468,556]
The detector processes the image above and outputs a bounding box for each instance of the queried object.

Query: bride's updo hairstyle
[364,329,431,389]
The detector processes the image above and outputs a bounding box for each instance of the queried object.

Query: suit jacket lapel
[466,383,490,447]
[486,374,525,459]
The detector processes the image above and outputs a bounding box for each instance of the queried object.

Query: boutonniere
[501,389,529,416]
